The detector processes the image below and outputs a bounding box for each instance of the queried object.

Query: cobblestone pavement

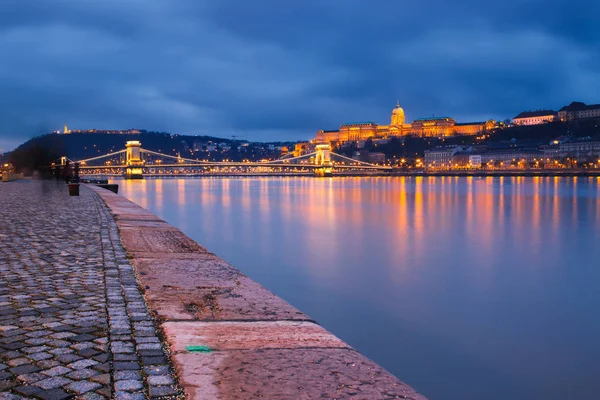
[0,180,179,399]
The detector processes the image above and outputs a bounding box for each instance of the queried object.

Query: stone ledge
[174,349,426,400]
[162,321,349,351]
[87,184,428,400]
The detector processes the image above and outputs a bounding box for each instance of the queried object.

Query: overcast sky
[0,0,598,152]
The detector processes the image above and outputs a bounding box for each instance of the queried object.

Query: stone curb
[87,184,428,400]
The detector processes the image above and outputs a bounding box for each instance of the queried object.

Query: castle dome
[391,102,405,125]
[393,102,404,114]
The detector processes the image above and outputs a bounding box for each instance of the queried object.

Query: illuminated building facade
[558,102,600,121]
[512,110,557,126]
[424,146,464,168]
[315,103,495,144]
[62,126,143,135]
[557,140,600,159]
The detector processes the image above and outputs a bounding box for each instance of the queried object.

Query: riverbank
[87,184,427,399]
[392,170,600,177]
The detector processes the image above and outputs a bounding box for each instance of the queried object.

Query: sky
[0,0,599,152]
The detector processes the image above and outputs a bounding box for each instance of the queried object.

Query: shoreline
[392,170,600,177]
[87,184,427,399]
[83,170,600,180]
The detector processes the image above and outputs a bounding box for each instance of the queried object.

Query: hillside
[489,119,600,142]
[5,131,298,173]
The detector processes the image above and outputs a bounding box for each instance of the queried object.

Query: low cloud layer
[0,0,598,152]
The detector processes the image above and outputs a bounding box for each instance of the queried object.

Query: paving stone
[65,380,102,394]
[69,334,97,342]
[92,362,110,373]
[0,182,180,399]
[114,392,146,400]
[24,338,51,346]
[138,349,163,357]
[2,351,23,359]
[147,374,174,386]
[143,365,170,376]
[10,364,40,375]
[33,376,73,390]
[16,372,45,384]
[113,354,138,361]
[0,392,21,400]
[78,392,105,400]
[36,360,60,369]
[71,342,96,351]
[41,366,72,377]
[67,359,98,370]
[112,361,140,371]
[66,368,99,380]
[0,380,17,391]
[56,354,82,364]
[114,379,144,391]
[95,387,112,398]
[48,348,72,355]
[135,337,160,344]
[3,342,26,350]
[115,370,142,381]
[29,352,53,361]
[7,358,29,367]
[91,353,109,363]
[89,373,110,385]
[12,385,42,397]
[148,385,177,398]
[33,388,72,400]
[78,348,101,358]
[0,370,14,380]
[140,355,167,365]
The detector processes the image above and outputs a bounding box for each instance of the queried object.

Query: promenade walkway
[0,180,178,399]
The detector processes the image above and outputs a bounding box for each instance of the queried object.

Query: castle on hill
[315,103,496,144]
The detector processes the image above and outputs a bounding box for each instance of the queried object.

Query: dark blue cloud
[0,0,598,152]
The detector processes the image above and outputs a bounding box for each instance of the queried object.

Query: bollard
[67,183,80,196]
[73,162,80,183]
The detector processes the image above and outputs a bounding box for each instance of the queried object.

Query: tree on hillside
[8,135,63,175]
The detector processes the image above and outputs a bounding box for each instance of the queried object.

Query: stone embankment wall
[88,185,428,400]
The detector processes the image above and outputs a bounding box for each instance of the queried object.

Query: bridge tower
[125,141,144,179]
[314,143,333,177]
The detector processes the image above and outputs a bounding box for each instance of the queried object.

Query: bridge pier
[125,141,144,179]
[314,167,333,177]
[314,144,333,177]
[125,166,144,179]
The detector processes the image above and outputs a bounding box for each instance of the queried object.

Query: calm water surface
[116,176,600,400]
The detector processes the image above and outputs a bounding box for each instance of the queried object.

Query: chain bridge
[52,141,391,178]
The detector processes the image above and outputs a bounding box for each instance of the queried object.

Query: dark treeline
[490,119,600,142]
[8,135,64,175]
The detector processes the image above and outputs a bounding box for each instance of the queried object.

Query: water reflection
[117,177,600,400]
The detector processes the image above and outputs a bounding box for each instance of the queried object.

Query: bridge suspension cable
[139,149,209,165]
[329,152,387,168]
[78,149,127,164]
[271,151,317,163]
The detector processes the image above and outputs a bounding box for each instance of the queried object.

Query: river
[115,176,600,400]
